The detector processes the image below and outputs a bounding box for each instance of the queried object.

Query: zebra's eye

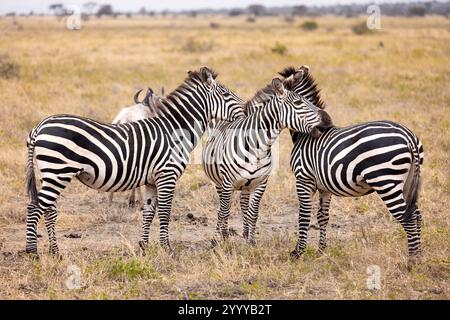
[294,100,303,106]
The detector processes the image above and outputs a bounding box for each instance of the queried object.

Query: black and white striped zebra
[202,77,333,244]
[25,67,244,255]
[279,66,424,260]
[107,87,163,207]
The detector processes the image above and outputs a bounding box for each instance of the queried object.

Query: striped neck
[245,100,283,152]
[152,78,210,156]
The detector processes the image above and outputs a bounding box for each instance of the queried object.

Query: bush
[0,54,20,79]
[210,22,220,29]
[271,42,287,55]
[300,20,318,31]
[408,6,426,17]
[351,21,373,35]
[182,38,215,53]
[109,258,161,280]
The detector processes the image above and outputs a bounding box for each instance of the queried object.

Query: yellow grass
[0,15,449,299]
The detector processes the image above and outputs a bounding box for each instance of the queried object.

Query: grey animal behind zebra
[108,87,165,207]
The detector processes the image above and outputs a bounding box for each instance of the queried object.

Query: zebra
[202,76,333,244]
[25,66,245,256]
[279,66,424,261]
[108,87,163,207]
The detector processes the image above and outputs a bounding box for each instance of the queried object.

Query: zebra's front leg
[240,190,250,239]
[317,191,332,253]
[291,181,316,259]
[216,182,233,240]
[155,178,177,252]
[44,206,59,255]
[138,185,157,252]
[128,188,136,208]
[245,181,268,245]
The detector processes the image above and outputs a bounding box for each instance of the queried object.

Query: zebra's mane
[150,68,219,116]
[280,66,325,110]
[244,82,279,114]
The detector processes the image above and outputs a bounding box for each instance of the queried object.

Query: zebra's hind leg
[26,175,72,256]
[291,179,316,259]
[240,191,250,239]
[44,205,59,255]
[317,191,332,253]
[139,185,157,252]
[245,181,268,245]
[370,182,421,262]
[216,182,233,240]
[26,203,45,256]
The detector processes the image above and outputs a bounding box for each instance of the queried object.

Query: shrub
[300,20,318,31]
[0,54,20,79]
[271,42,287,55]
[351,21,373,35]
[408,6,426,17]
[210,22,220,29]
[109,258,161,281]
[182,38,215,53]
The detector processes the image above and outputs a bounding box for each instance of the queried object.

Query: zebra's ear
[272,77,284,96]
[293,70,305,82]
[200,66,214,86]
[300,65,310,72]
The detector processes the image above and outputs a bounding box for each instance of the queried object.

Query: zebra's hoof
[247,239,256,246]
[407,255,420,271]
[138,241,147,255]
[210,238,219,248]
[290,250,304,259]
[24,250,40,261]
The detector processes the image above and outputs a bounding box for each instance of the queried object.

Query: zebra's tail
[403,142,421,223]
[26,129,38,205]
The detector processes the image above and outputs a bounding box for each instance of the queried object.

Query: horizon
[0,0,437,14]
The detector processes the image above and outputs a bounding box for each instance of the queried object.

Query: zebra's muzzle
[311,110,333,138]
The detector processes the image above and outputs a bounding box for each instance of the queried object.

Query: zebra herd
[25,65,424,263]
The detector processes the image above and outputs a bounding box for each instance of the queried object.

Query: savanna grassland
[0,15,449,299]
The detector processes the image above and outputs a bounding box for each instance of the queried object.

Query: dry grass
[0,15,449,299]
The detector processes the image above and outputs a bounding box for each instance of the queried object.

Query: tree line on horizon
[3,1,450,18]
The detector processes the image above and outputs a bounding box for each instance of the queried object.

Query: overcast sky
[0,0,427,14]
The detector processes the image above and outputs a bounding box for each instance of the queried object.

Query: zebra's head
[272,77,333,138]
[188,66,245,122]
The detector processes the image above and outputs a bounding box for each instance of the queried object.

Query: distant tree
[49,3,65,16]
[408,6,426,17]
[229,8,244,16]
[5,12,16,17]
[138,7,147,15]
[188,10,197,18]
[247,4,266,16]
[29,11,35,16]
[83,2,97,15]
[96,4,113,17]
[292,5,308,16]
